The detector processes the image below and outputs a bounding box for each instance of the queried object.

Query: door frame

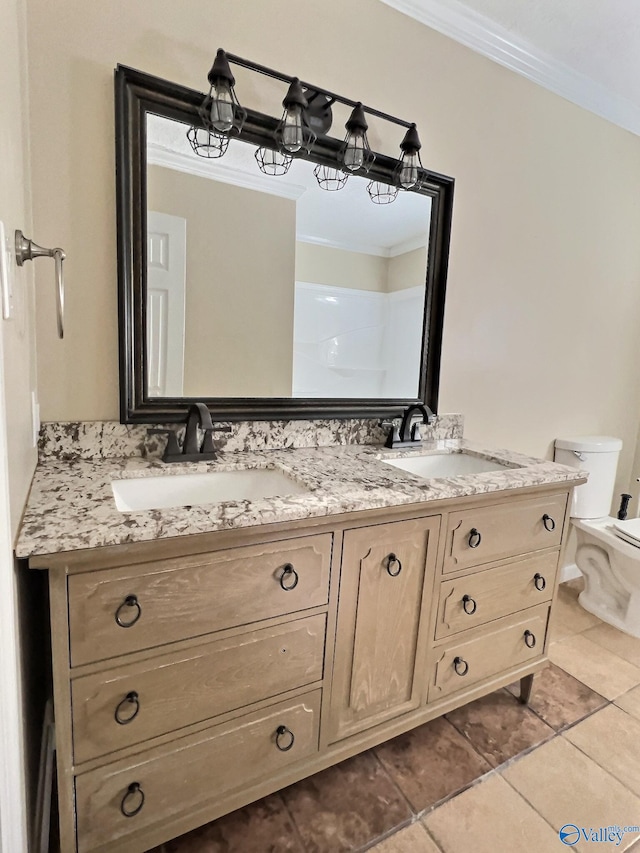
[0,329,29,853]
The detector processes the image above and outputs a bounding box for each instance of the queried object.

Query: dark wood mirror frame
[115,65,454,423]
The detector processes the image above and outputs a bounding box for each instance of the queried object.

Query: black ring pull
[524,630,537,648]
[275,725,295,752]
[386,553,402,577]
[120,782,145,818]
[114,691,140,726]
[115,595,142,628]
[453,656,469,676]
[279,563,299,591]
[534,573,546,591]
[462,594,477,615]
[542,514,556,532]
[468,528,482,549]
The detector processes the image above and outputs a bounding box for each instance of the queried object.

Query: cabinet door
[328,516,440,742]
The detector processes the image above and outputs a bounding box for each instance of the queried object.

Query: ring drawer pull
[275,725,295,752]
[524,630,537,648]
[115,595,142,628]
[462,594,477,615]
[114,691,140,726]
[385,553,402,577]
[468,528,482,548]
[279,563,299,591]
[534,573,546,591]
[542,514,556,532]
[120,782,145,817]
[453,656,469,676]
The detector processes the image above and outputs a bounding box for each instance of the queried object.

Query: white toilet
[554,435,640,638]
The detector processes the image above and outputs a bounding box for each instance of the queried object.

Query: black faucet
[183,403,214,455]
[385,404,435,449]
[149,403,231,463]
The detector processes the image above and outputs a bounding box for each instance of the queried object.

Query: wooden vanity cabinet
[34,484,572,853]
[328,517,440,742]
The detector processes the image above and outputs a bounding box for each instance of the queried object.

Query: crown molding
[388,233,428,257]
[380,0,640,136]
[147,145,306,200]
[297,232,391,257]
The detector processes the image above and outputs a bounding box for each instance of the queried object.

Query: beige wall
[387,246,428,292]
[295,243,427,294]
[147,165,295,397]
[25,0,640,493]
[1,0,37,540]
[296,242,389,292]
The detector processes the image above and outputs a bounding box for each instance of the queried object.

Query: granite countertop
[16,439,585,559]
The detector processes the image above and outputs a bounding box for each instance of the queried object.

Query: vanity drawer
[428,605,549,701]
[71,614,325,764]
[68,533,332,666]
[75,689,321,853]
[435,552,557,639]
[442,493,567,573]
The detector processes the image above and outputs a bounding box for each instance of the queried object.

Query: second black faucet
[385,404,435,449]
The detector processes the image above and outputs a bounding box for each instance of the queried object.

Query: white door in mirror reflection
[147,212,186,397]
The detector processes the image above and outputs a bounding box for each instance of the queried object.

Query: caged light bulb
[281,105,304,152]
[398,151,420,189]
[210,80,235,132]
[343,132,366,172]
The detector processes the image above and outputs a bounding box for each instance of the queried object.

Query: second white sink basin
[112,468,310,512]
[383,452,512,479]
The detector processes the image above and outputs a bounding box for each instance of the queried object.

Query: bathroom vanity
[18,432,584,853]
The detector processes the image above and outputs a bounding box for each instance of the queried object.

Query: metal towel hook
[15,230,65,338]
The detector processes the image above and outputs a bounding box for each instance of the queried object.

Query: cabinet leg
[518,673,535,705]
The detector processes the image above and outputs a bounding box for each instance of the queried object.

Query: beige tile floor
[389,580,640,853]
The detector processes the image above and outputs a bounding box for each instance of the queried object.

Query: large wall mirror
[116,65,454,423]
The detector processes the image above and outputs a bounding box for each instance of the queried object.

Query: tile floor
[143,579,640,852]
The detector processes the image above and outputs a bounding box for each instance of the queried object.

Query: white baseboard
[560,562,582,583]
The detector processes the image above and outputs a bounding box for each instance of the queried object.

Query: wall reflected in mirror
[146,114,432,400]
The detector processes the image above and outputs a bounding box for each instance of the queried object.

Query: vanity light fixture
[313,164,349,191]
[254,146,293,176]
[186,125,230,159]
[340,103,375,174]
[188,49,430,202]
[303,91,335,135]
[276,78,317,154]
[395,123,424,190]
[204,49,246,134]
[367,180,399,204]
[188,50,247,159]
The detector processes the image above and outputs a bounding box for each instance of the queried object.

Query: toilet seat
[613,529,640,549]
[613,518,640,548]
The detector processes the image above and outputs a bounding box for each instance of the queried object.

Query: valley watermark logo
[559,824,640,846]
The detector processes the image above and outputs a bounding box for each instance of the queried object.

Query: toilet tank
[554,436,622,519]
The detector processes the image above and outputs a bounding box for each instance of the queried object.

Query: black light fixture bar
[224,51,413,130]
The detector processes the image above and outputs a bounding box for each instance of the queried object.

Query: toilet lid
[613,518,640,546]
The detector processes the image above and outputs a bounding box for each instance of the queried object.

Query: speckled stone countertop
[17,438,585,559]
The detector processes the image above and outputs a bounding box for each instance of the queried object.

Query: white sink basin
[383,452,512,479]
[111,468,310,512]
